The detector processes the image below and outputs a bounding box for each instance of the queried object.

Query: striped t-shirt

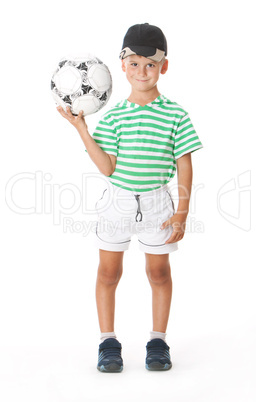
[92,94,202,192]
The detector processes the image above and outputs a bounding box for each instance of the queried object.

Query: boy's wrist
[77,125,90,138]
[176,203,189,216]
[176,211,188,220]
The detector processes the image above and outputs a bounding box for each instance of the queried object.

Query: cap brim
[119,46,165,62]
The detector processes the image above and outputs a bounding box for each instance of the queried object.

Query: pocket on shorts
[166,190,175,214]
[154,190,175,230]
[95,188,108,212]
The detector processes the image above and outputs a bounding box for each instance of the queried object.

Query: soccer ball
[51,55,112,116]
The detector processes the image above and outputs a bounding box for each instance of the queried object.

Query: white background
[1,0,255,400]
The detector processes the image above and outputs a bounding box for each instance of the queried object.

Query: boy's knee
[146,263,171,285]
[97,264,123,286]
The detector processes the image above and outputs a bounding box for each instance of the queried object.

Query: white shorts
[94,183,178,255]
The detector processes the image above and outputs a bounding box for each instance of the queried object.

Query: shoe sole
[97,363,123,373]
[146,362,172,371]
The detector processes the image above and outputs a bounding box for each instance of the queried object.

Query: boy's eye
[129,62,156,68]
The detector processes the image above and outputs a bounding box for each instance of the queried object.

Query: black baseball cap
[119,23,167,62]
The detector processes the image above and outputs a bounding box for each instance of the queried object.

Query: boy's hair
[119,23,167,62]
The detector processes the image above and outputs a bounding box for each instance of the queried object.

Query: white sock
[150,331,167,343]
[100,332,117,342]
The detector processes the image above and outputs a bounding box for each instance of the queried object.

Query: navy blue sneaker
[145,338,172,371]
[97,338,123,373]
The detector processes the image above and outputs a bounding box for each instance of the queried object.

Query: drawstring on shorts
[134,195,143,222]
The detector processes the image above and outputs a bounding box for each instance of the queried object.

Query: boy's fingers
[57,106,84,121]
[165,231,177,244]
[57,106,66,116]
[160,218,172,230]
[66,106,72,116]
[165,230,184,244]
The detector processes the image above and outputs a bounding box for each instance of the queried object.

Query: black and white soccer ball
[51,55,112,116]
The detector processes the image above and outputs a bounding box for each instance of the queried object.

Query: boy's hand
[57,106,88,132]
[161,212,188,244]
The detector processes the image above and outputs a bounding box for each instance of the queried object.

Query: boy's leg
[96,249,124,333]
[145,253,172,370]
[145,253,172,333]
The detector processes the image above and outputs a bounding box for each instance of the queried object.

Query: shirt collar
[124,94,166,108]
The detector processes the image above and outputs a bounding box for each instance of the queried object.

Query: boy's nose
[138,66,147,76]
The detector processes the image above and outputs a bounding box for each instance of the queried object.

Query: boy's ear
[161,59,168,75]
[121,60,126,72]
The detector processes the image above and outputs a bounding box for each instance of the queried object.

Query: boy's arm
[161,153,192,243]
[57,106,116,176]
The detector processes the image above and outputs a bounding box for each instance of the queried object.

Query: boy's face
[121,55,168,93]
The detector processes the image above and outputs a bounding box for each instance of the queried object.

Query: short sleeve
[92,114,118,157]
[174,113,203,159]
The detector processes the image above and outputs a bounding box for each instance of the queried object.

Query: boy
[57,23,202,372]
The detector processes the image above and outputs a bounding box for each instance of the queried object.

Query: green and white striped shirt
[92,95,202,192]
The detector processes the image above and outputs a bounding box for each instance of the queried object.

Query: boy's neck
[127,87,161,106]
